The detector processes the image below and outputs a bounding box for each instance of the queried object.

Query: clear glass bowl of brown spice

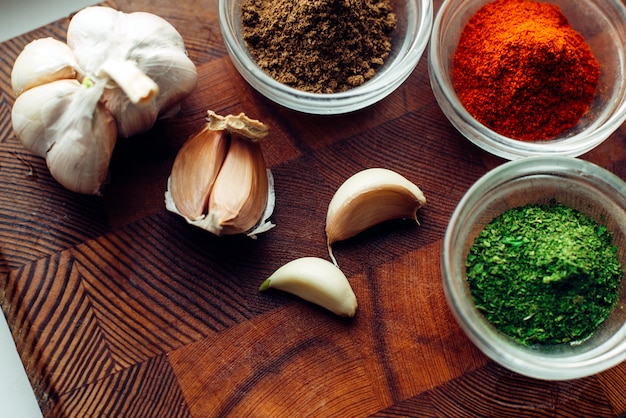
[219,0,433,115]
[429,0,626,160]
[442,156,626,380]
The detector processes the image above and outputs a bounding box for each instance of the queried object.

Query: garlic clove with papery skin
[11,77,117,194]
[11,38,80,97]
[46,100,117,195]
[11,79,80,158]
[168,127,229,220]
[326,168,426,265]
[205,134,270,236]
[165,135,274,236]
[67,6,198,138]
[165,111,275,237]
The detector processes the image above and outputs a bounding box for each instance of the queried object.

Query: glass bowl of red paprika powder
[218,0,432,115]
[442,156,626,380]
[429,0,626,160]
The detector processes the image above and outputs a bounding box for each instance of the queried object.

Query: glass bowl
[442,156,626,380]
[429,0,626,160]
[218,0,433,115]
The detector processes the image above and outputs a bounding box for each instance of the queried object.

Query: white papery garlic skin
[11,79,79,158]
[326,168,426,265]
[67,6,198,137]
[11,78,117,194]
[11,38,80,96]
[259,257,358,317]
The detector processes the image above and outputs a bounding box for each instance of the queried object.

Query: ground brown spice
[241,0,396,94]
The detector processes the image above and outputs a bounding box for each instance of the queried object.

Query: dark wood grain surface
[1,0,626,416]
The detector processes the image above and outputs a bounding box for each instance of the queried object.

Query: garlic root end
[328,240,339,267]
[259,278,271,292]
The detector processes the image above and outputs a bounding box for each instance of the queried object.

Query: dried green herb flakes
[466,201,623,346]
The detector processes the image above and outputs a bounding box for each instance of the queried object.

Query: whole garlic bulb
[66,6,198,137]
[10,6,198,194]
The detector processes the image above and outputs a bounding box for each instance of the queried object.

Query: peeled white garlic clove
[11,38,80,97]
[67,6,198,137]
[259,257,358,317]
[326,168,426,265]
[165,111,275,237]
[12,78,117,194]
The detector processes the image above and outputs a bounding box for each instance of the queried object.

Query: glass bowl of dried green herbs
[442,156,626,380]
[218,0,432,115]
[429,0,626,160]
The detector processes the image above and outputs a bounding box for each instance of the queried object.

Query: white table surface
[1,312,42,418]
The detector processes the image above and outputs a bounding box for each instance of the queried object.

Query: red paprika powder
[452,0,600,141]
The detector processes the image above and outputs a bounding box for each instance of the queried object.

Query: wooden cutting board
[1,0,626,416]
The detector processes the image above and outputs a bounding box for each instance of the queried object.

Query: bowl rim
[428,0,626,159]
[218,0,434,114]
[442,156,626,380]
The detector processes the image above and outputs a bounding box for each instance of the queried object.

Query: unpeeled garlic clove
[11,79,79,158]
[11,38,80,97]
[165,110,275,237]
[259,257,358,317]
[46,98,117,194]
[205,134,270,236]
[11,77,117,194]
[168,127,229,220]
[325,168,426,265]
